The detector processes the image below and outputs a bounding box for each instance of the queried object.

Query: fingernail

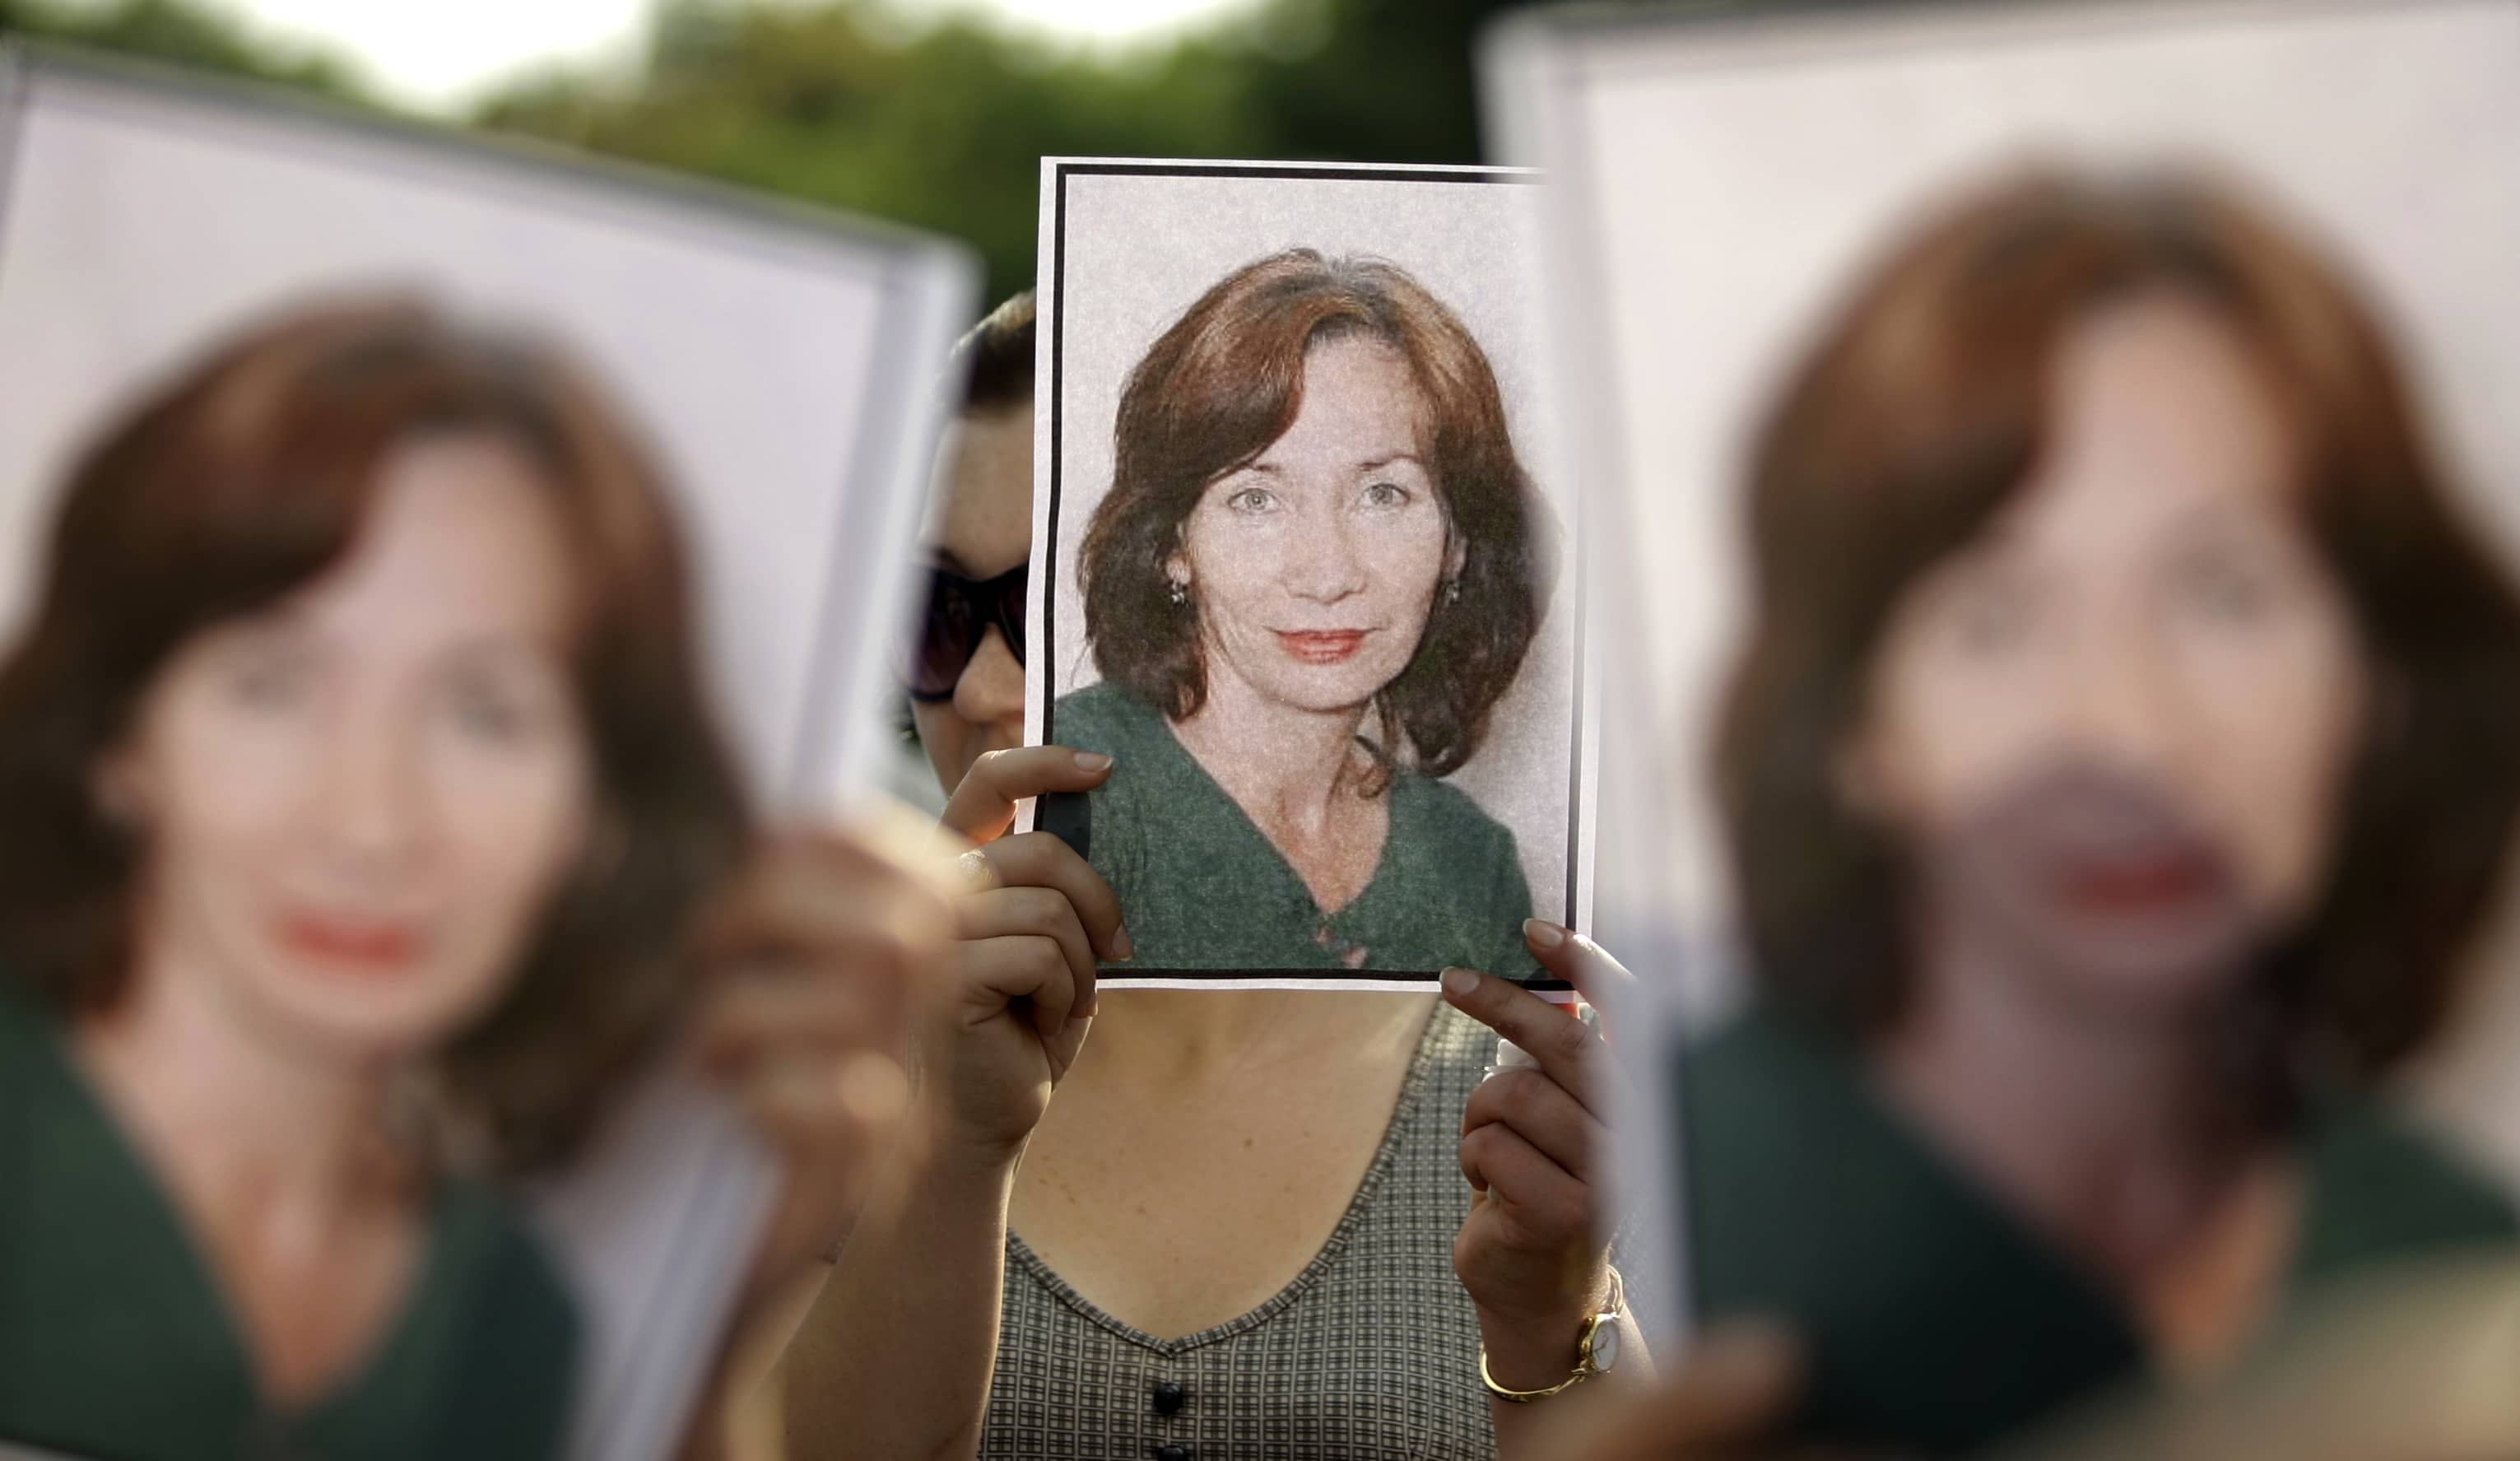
[1523,919,1566,951]
[1111,924,1133,961]
[1074,751,1114,771]
[1440,966,1480,998]
[1076,989,1100,1019]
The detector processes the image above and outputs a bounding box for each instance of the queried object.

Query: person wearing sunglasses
[897,314,1035,784]
[772,288,1644,1461]
[903,562,1026,734]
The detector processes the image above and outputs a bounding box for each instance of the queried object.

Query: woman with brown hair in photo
[1676,167,2520,1454]
[1057,249,1551,976]
[775,285,1644,1461]
[0,298,950,1461]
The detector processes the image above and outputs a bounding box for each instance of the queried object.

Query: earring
[1166,579,1191,608]
[1443,578,1462,606]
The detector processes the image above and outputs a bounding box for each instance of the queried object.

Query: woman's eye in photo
[221,650,314,712]
[453,695,526,743]
[2174,552,2280,626]
[444,672,552,747]
[1360,479,1411,509]
[1941,580,2035,658]
[1225,486,1279,514]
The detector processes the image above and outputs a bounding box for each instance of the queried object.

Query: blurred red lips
[278,913,421,974]
[2053,848,2220,915]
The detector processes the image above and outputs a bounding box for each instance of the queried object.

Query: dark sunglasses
[900,562,1027,702]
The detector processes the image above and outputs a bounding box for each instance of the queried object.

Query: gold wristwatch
[1478,1267,1625,1403]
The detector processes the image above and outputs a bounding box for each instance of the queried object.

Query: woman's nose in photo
[2047,614,2184,784]
[1276,507,1370,606]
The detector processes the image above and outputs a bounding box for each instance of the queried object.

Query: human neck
[1871,914,2256,1282]
[1169,663,1373,840]
[74,939,399,1246]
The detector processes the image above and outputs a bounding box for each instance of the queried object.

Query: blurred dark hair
[1715,167,2520,1086]
[0,296,755,1176]
[1079,249,1550,778]
[957,290,1035,416]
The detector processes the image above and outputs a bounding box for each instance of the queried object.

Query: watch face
[1590,1319,1620,1373]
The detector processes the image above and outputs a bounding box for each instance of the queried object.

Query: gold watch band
[1477,1267,1625,1403]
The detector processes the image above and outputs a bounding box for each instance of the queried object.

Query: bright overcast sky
[219,0,1256,112]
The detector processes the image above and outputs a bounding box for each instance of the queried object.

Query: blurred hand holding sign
[1490,0,2520,1454]
[0,43,972,1461]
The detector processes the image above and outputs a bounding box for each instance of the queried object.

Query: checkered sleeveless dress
[978,1003,1498,1461]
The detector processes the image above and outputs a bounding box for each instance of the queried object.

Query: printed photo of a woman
[1052,249,1555,977]
[1674,166,2520,1454]
[0,297,944,1461]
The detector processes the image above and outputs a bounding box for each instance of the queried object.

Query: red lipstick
[279,914,420,975]
[1277,630,1366,664]
[2055,854,2217,914]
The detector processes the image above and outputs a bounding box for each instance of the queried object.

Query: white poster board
[1487,0,2520,1388]
[0,44,974,1461]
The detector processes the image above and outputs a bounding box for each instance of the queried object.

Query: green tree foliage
[1231,0,1515,165]
[1,0,368,100]
[1,0,1551,303]
[478,1,1280,302]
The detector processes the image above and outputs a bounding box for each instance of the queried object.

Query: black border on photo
[1042,160,1579,993]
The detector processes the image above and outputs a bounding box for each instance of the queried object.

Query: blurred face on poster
[1840,289,2368,1014]
[101,431,595,1062]
[1671,166,2520,1454]
[0,296,755,1164]
[0,298,768,1456]
[1719,169,2520,1068]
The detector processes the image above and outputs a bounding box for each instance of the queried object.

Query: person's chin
[234,982,454,1068]
[1254,675,1384,714]
[2025,907,2261,1012]
[259,933,495,1021]
[1248,656,1406,714]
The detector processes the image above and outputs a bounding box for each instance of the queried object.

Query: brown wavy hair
[1715,167,2520,1083]
[1077,250,1551,777]
[0,296,754,1176]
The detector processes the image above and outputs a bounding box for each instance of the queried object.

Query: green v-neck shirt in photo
[0,984,579,1461]
[1048,681,1538,978]
[1678,1003,2520,1456]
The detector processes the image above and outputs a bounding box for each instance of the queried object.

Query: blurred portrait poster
[0,44,972,1461]
[1025,158,1593,993]
[1490,0,2520,1453]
